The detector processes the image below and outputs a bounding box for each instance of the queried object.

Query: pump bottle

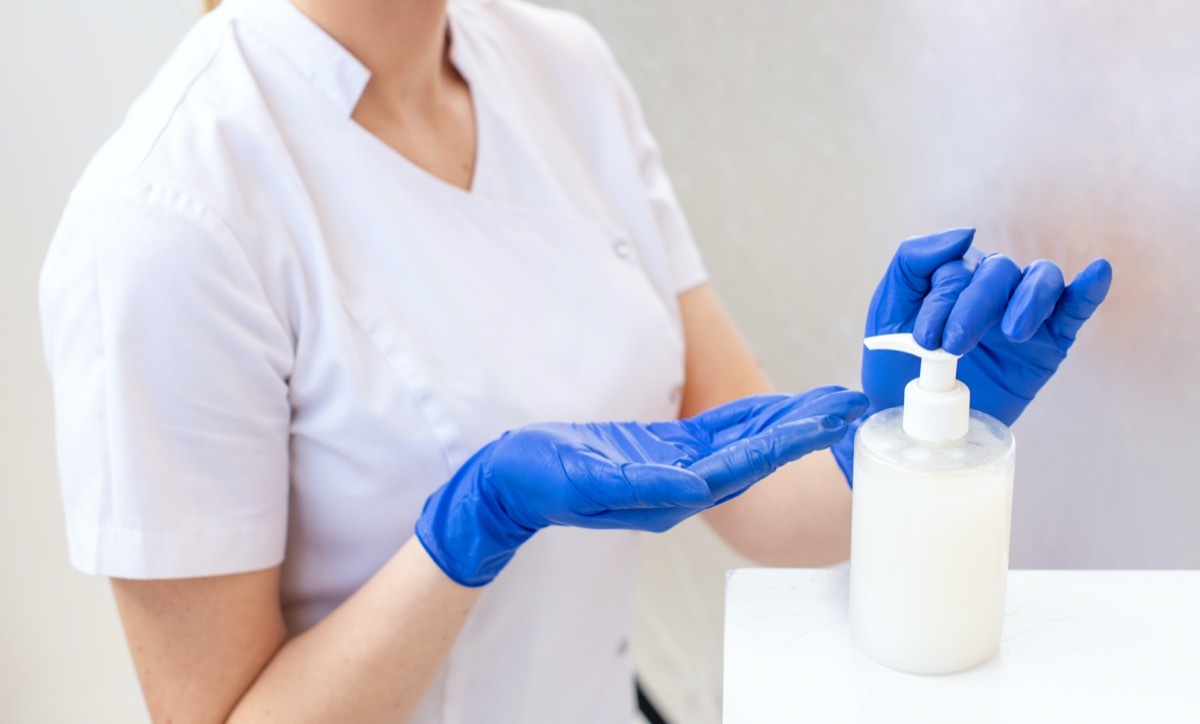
[849,333,1016,675]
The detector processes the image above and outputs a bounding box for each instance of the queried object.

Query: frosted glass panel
[547,0,1200,569]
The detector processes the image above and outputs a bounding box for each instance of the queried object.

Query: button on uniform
[669,384,683,405]
[613,237,631,259]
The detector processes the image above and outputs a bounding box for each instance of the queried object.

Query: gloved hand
[416,387,869,586]
[831,227,1112,482]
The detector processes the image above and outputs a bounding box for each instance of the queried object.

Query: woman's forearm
[673,284,856,567]
[701,449,852,567]
[229,537,481,723]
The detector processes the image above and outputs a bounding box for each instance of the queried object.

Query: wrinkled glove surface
[418,387,868,586]
[832,228,1113,483]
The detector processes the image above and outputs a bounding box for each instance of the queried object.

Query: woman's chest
[282,157,686,492]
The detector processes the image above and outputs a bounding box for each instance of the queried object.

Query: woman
[39,0,1111,721]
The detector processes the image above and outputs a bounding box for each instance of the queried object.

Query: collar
[226,0,372,116]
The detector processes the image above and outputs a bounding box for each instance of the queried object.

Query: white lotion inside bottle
[849,333,1016,675]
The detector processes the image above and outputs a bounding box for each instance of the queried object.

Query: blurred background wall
[2,1,1196,722]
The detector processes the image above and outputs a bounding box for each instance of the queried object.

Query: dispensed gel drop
[849,333,1016,675]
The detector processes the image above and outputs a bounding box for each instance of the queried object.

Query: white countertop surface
[723,567,1200,723]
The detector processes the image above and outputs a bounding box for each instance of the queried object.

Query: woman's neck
[289,0,453,112]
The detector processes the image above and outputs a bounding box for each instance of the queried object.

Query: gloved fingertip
[1078,258,1115,302]
[998,309,1021,340]
[820,414,848,430]
[1087,256,1114,276]
[913,325,940,350]
[896,228,978,278]
[914,227,975,257]
[941,324,969,355]
[909,311,936,349]
[1027,258,1067,286]
[677,471,717,507]
[917,227,974,247]
[673,486,714,509]
[844,392,871,420]
[939,228,978,262]
[769,417,847,448]
[1005,313,1041,343]
[944,227,977,245]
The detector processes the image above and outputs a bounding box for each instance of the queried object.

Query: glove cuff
[414,442,537,587]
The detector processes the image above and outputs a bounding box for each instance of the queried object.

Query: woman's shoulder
[49,9,303,336]
[72,7,289,232]
[458,0,624,90]
[468,0,609,44]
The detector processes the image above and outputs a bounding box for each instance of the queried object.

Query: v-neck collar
[227,0,478,119]
[227,0,487,194]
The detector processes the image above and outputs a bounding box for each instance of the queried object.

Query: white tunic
[38,0,707,720]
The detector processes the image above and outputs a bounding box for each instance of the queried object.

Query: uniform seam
[88,205,116,542]
[77,180,295,351]
[128,19,237,178]
[232,14,353,113]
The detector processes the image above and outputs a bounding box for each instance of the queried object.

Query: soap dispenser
[849,333,1016,675]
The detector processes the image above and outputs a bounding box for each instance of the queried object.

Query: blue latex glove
[416,387,869,586]
[831,227,1113,482]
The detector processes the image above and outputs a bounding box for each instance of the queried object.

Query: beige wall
[3,1,1197,722]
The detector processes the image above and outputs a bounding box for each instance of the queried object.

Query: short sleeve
[599,34,710,294]
[39,182,294,579]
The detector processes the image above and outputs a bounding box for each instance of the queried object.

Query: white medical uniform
[39,0,707,720]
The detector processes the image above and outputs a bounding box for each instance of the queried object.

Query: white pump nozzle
[864,334,960,392]
[864,333,970,442]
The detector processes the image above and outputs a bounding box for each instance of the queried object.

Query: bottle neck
[901,379,971,442]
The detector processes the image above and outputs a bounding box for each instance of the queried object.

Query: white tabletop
[723,567,1200,723]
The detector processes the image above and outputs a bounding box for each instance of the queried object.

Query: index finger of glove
[646,393,794,456]
[682,393,795,434]
[942,253,1023,355]
[870,228,977,333]
[750,389,869,435]
[686,415,850,503]
[912,259,975,350]
[691,386,860,448]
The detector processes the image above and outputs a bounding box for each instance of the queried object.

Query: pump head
[864,333,971,442]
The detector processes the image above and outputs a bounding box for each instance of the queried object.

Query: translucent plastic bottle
[850,334,1016,675]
